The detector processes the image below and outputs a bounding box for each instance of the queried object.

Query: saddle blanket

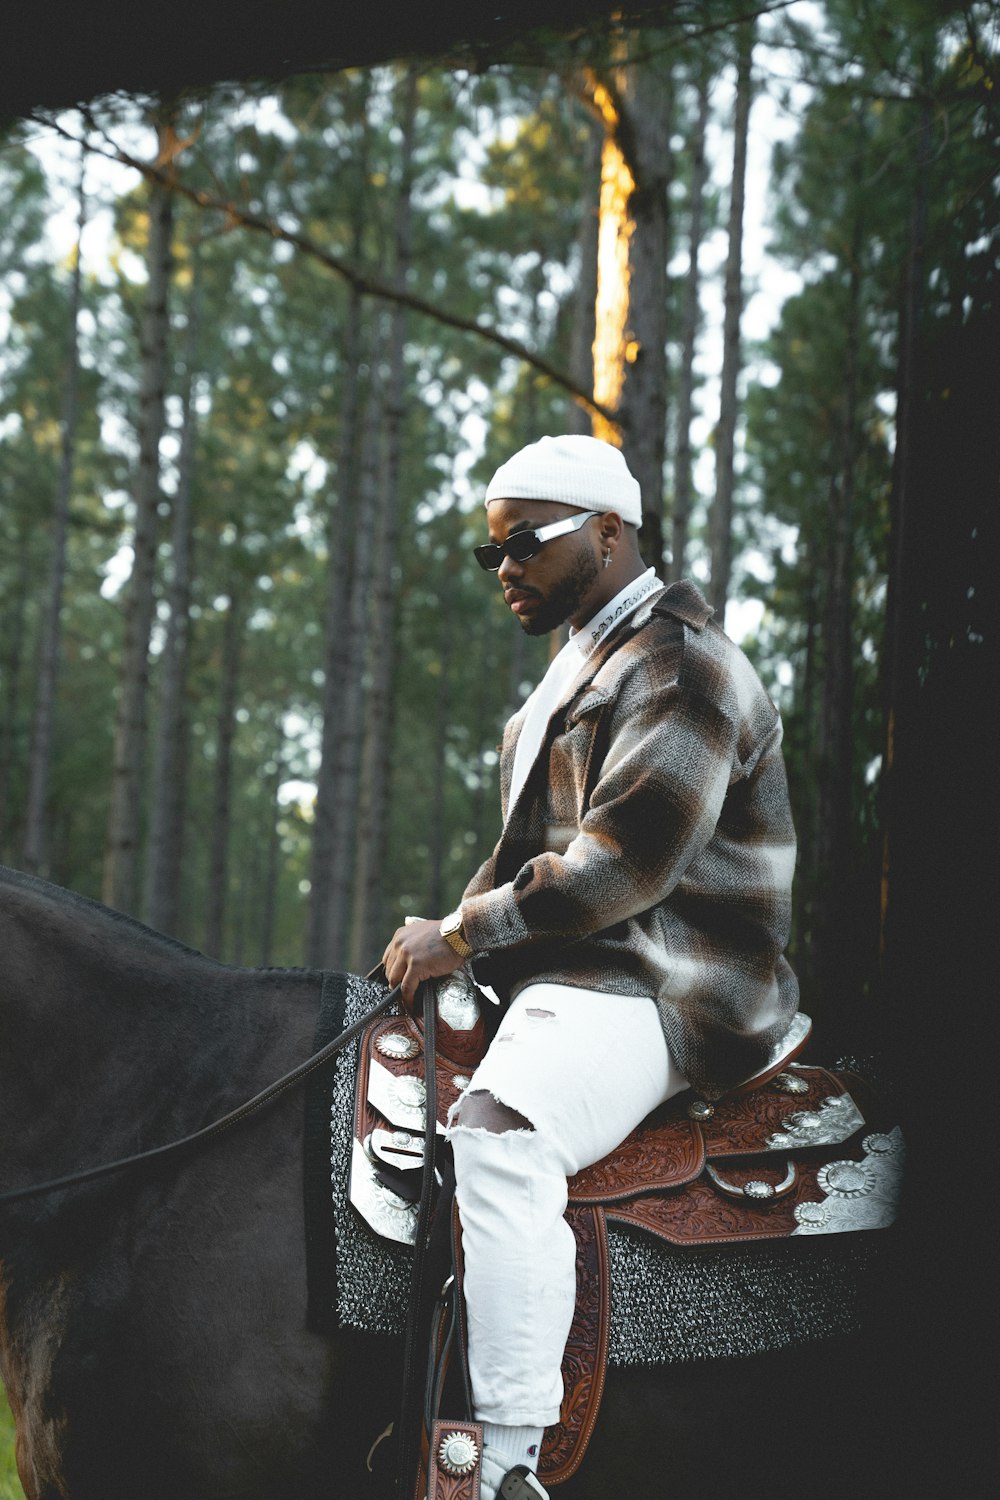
[305,972,892,1368]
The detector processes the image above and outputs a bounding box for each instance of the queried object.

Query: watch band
[440,911,473,959]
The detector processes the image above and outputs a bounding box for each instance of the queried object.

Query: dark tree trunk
[875,79,995,1483]
[567,111,602,435]
[616,56,674,571]
[259,761,283,967]
[669,73,709,584]
[0,525,33,862]
[350,64,418,969]
[427,580,457,918]
[811,231,863,1050]
[102,109,175,912]
[203,575,244,959]
[22,136,86,878]
[708,22,753,621]
[879,98,933,971]
[143,248,202,934]
[791,553,820,982]
[307,82,372,969]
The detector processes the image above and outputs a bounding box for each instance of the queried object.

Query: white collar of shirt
[568,567,662,657]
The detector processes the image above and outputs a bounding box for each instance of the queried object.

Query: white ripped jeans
[447,984,688,1427]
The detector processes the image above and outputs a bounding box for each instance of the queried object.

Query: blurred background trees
[0,0,994,1066]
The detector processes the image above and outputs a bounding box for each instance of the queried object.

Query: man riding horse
[382,434,799,1500]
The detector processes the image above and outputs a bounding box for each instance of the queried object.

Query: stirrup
[498,1467,548,1499]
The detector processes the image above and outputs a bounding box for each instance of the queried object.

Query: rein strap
[0,980,399,1206]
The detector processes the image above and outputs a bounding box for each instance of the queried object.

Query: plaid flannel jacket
[461,579,800,1096]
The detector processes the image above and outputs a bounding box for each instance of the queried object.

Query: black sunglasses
[473,509,596,572]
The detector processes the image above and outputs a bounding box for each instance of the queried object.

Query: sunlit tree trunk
[204,572,244,958]
[588,51,674,569]
[143,251,203,934]
[23,137,86,877]
[588,73,633,446]
[102,110,175,912]
[708,22,753,620]
[670,73,709,584]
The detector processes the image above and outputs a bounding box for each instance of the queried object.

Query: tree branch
[38,112,614,425]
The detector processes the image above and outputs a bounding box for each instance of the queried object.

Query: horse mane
[0,861,326,979]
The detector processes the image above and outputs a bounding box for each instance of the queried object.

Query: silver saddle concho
[350,969,484,1245]
[350,980,904,1497]
[350,989,904,1247]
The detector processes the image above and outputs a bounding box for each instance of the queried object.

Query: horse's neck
[1,874,318,1185]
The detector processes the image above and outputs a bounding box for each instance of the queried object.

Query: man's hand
[382,919,465,1008]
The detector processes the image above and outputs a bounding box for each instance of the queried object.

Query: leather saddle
[349,975,903,1491]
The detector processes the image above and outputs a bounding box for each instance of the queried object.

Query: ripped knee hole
[450,1089,534,1133]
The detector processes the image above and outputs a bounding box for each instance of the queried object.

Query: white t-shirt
[508,568,662,814]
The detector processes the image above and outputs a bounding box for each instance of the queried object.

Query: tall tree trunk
[307,83,372,969]
[567,111,602,435]
[793,552,820,976]
[812,208,864,1049]
[259,759,283,967]
[470,610,501,861]
[203,574,244,958]
[22,136,87,878]
[588,72,633,447]
[617,57,674,571]
[669,73,709,584]
[349,65,419,968]
[708,22,753,621]
[587,49,674,570]
[143,251,203,934]
[102,109,174,912]
[0,525,32,861]
[426,575,457,918]
[879,94,932,982]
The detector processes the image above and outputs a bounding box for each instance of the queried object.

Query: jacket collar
[650,578,714,631]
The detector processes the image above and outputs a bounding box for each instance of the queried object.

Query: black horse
[0,864,904,1500]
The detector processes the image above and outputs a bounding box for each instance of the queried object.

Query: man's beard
[518,547,600,636]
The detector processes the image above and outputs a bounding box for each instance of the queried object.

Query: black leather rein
[0,981,399,1207]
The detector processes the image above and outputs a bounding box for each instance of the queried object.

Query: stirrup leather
[498,1467,547,1499]
[426,1419,483,1499]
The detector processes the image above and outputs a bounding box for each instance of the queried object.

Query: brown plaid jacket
[461,579,799,1096]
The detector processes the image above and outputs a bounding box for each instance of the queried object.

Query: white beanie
[485,434,642,528]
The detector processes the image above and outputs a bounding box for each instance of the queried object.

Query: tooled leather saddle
[348,975,903,1498]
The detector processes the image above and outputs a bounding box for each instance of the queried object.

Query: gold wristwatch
[440,908,473,959]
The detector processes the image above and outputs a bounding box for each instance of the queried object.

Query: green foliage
[0,1385,26,1500]
[740,0,996,1021]
[1,7,992,990]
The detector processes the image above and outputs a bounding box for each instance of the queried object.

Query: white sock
[481,1422,544,1474]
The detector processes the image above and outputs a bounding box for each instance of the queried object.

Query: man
[383,434,798,1500]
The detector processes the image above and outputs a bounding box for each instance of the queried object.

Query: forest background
[0,0,995,1489]
[4,0,992,1026]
